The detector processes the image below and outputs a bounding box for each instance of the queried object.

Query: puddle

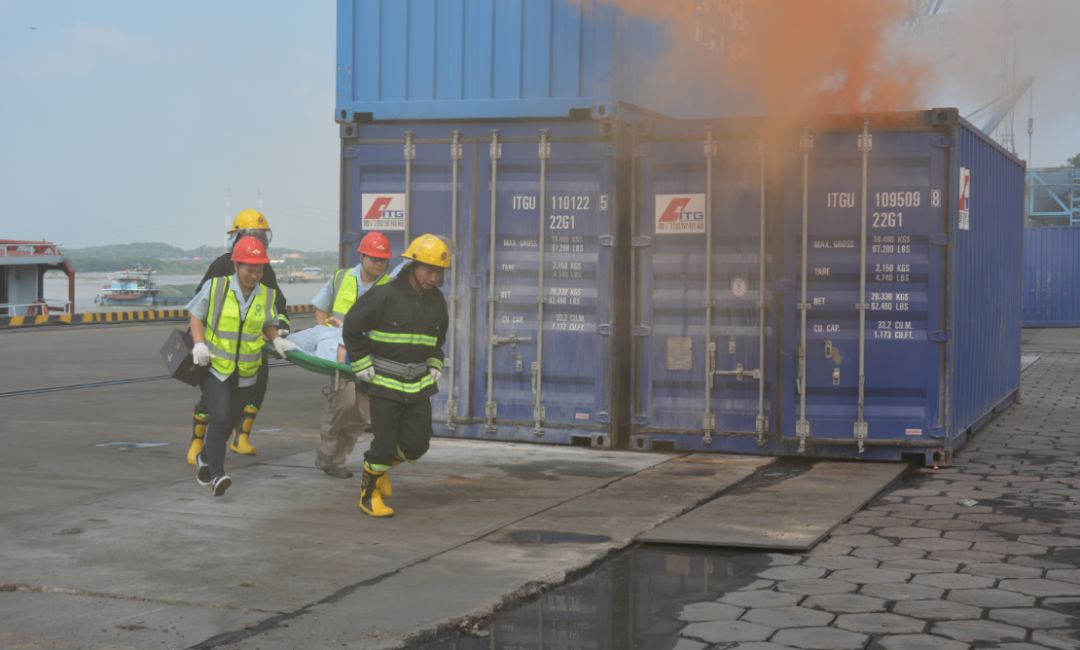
[93,441,171,452]
[723,458,815,495]
[505,530,612,545]
[406,544,777,650]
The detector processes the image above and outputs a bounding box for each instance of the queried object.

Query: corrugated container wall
[628,110,1023,465]
[1023,227,1080,326]
[339,120,632,448]
[335,0,746,122]
[340,111,1023,465]
[781,111,1022,464]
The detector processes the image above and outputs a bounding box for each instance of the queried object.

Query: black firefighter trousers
[364,392,432,469]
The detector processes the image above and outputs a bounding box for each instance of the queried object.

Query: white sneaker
[211,474,232,497]
[195,454,212,486]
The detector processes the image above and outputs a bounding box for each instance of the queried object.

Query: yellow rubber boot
[377,473,392,498]
[358,468,394,518]
[187,411,209,466]
[229,404,258,455]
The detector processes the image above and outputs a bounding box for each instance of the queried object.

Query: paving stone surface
[931,619,1027,643]
[801,594,887,614]
[680,620,773,643]
[672,339,1080,650]
[873,634,968,650]
[741,606,834,628]
[678,601,744,622]
[860,582,944,602]
[833,613,925,634]
[769,627,867,649]
[892,599,982,621]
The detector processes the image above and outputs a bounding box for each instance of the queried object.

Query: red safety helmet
[357,231,392,259]
[231,235,270,264]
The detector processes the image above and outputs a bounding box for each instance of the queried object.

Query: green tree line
[62,242,337,275]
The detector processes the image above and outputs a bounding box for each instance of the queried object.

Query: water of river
[43,273,323,312]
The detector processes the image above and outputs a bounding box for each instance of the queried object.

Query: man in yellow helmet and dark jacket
[343,234,450,518]
[187,209,289,466]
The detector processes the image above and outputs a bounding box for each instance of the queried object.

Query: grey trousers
[316,372,371,469]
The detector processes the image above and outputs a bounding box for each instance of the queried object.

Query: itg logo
[654,194,706,234]
[360,193,407,231]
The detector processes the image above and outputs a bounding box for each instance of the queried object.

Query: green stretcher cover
[263,343,358,381]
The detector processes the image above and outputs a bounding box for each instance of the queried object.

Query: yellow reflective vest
[204,277,276,379]
[330,268,390,323]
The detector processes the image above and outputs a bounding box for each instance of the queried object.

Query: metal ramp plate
[638,461,907,551]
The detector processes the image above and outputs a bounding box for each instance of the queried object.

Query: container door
[631,124,774,453]
[343,125,475,430]
[782,128,947,458]
[474,124,618,446]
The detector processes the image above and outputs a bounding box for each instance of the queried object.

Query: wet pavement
[407,328,1080,650]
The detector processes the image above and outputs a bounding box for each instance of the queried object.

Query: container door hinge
[932,135,952,148]
[599,234,615,247]
[632,235,652,248]
[929,330,947,343]
[632,414,649,425]
[931,233,949,246]
[597,324,611,336]
[343,146,361,159]
[632,325,651,336]
[596,412,611,424]
[930,426,947,438]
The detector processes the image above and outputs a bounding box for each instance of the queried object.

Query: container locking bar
[403,130,415,246]
[445,130,462,430]
[855,121,872,453]
[702,129,718,444]
[795,128,813,453]
[756,140,768,446]
[532,130,550,435]
[484,131,502,433]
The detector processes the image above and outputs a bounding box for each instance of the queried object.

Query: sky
[0,1,1077,251]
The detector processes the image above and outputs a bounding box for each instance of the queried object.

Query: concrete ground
[2,321,1079,649]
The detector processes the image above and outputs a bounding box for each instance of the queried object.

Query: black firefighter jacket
[343,270,448,403]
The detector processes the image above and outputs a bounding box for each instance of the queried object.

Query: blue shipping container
[341,110,1024,465]
[628,110,1023,465]
[336,0,747,122]
[1023,227,1080,326]
[778,110,1023,465]
[339,119,630,447]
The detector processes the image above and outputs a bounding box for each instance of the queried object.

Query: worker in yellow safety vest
[186,209,289,466]
[310,231,393,478]
[343,234,450,517]
[187,236,297,496]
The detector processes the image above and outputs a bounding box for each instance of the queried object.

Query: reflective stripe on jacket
[205,277,275,378]
[342,271,448,402]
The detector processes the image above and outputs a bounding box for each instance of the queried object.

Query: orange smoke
[596,0,924,117]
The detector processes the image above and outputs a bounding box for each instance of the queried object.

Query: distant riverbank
[43,272,322,312]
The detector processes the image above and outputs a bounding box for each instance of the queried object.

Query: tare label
[958,167,971,231]
[655,194,706,234]
[360,193,406,231]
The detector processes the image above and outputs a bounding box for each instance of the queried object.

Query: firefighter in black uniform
[186,209,290,465]
[343,233,450,518]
